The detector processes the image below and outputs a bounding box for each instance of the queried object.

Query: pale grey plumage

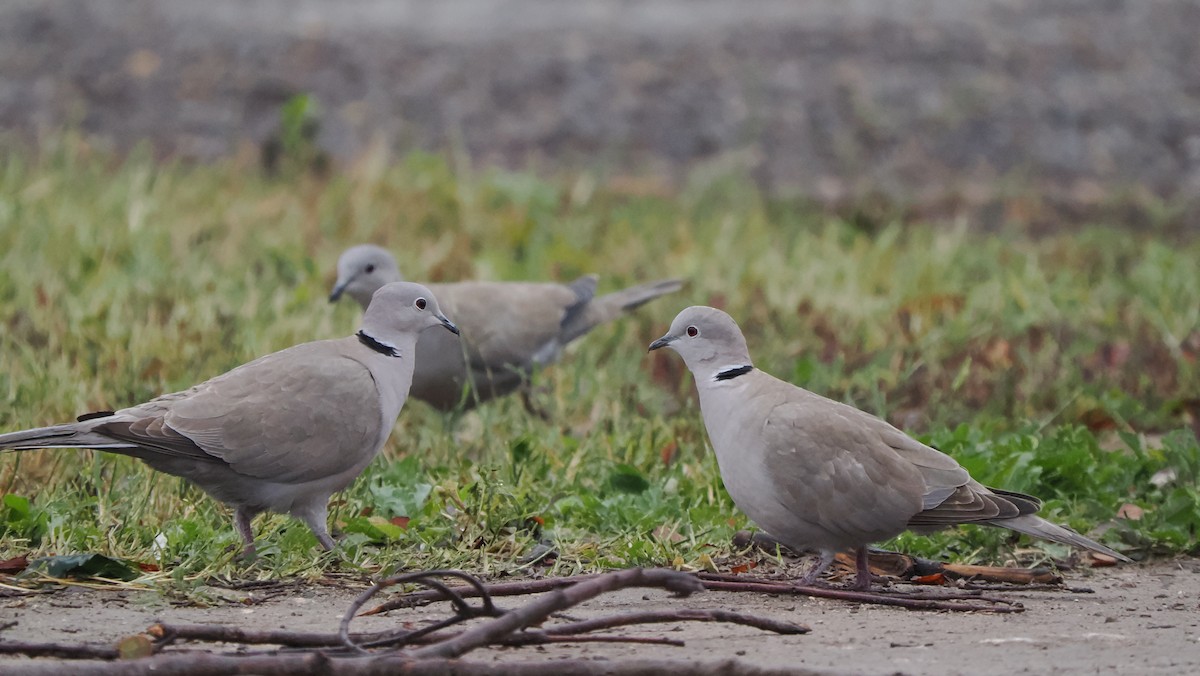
[649,306,1131,589]
[0,282,458,556]
[330,244,684,411]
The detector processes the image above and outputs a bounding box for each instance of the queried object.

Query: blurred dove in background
[331,244,683,412]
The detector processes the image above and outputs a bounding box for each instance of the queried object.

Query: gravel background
[3,0,1200,223]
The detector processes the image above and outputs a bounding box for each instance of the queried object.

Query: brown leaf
[389,516,411,530]
[1116,503,1144,521]
[729,561,757,575]
[1080,408,1118,432]
[0,555,28,574]
[660,441,677,466]
[137,562,160,572]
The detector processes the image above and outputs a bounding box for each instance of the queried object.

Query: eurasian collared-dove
[0,282,458,556]
[649,306,1131,590]
[329,244,683,411]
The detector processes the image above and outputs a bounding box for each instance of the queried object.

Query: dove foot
[798,550,837,586]
[850,547,875,591]
[233,507,261,560]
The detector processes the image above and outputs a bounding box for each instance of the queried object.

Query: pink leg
[234,507,257,559]
[798,550,836,586]
[851,547,874,591]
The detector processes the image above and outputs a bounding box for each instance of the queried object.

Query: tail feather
[562,278,685,343]
[991,514,1132,562]
[0,423,133,451]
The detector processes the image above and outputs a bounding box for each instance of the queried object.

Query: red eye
[686,326,698,337]
[415,298,427,310]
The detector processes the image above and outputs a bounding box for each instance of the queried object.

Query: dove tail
[990,514,1132,562]
[0,423,132,452]
[561,278,685,343]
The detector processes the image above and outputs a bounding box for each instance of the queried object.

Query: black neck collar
[714,365,754,381]
[357,330,400,358]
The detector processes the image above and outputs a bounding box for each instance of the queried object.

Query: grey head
[360,281,459,347]
[648,306,753,379]
[330,244,403,309]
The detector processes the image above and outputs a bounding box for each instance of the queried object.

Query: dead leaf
[1080,408,1119,432]
[389,516,410,530]
[729,561,757,575]
[1116,503,1144,520]
[660,441,677,466]
[1088,552,1121,567]
[0,555,28,574]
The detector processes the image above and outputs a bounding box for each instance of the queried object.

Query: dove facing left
[330,244,683,412]
[0,282,458,557]
[650,305,1131,590]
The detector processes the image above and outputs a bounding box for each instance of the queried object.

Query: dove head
[330,245,403,309]
[648,306,753,379]
[360,282,458,353]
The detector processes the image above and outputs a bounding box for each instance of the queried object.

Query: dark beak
[438,313,460,335]
[329,271,361,303]
[648,334,675,352]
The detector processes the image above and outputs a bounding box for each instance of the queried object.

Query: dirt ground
[2,559,1198,675]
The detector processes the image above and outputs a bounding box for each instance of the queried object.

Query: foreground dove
[330,244,683,411]
[0,282,458,556]
[649,306,1131,590]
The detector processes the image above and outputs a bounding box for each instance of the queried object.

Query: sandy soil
[2,559,1198,674]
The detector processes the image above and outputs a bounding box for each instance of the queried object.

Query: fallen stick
[365,568,1024,616]
[694,574,1023,613]
[544,608,809,636]
[0,655,819,676]
[407,568,702,659]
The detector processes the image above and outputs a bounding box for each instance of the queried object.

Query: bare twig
[0,641,119,660]
[694,574,1023,613]
[366,568,1023,616]
[545,609,809,636]
[363,574,595,615]
[339,569,501,653]
[0,655,817,676]
[409,567,702,659]
[150,622,370,649]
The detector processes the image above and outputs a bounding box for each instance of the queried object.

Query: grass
[0,134,1197,587]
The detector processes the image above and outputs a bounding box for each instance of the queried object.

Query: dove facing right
[649,306,1131,590]
[0,282,458,557]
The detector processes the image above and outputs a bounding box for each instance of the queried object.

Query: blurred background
[0,0,1197,568]
[3,0,1199,230]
